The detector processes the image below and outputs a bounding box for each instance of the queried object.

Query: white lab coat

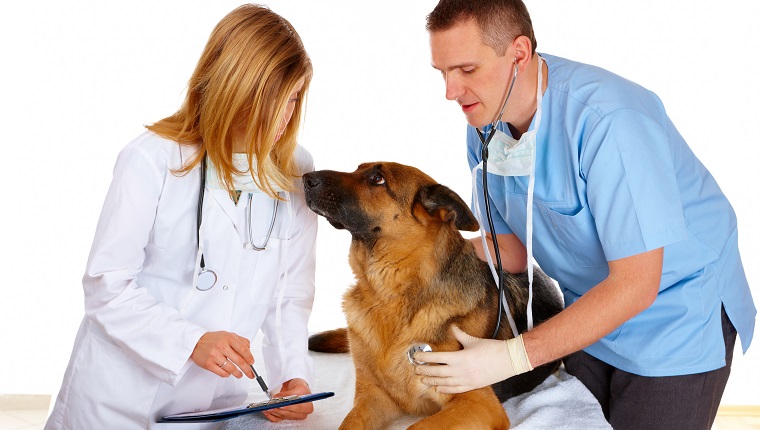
[46,132,317,429]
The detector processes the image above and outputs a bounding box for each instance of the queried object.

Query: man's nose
[444,74,464,101]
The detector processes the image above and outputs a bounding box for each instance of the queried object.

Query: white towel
[221,339,611,430]
[504,368,611,430]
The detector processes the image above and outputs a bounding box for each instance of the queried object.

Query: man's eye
[371,173,386,185]
[462,67,475,74]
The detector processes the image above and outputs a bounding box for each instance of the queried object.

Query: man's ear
[512,35,534,71]
[414,184,479,232]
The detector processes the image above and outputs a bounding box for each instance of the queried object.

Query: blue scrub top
[467,53,755,377]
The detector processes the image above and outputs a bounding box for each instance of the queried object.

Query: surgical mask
[472,56,545,336]
[485,126,536,177]
[206,153,285,194]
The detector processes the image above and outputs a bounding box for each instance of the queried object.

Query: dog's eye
[371,173,386,185]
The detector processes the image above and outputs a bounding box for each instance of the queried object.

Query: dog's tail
[308,328,349,353]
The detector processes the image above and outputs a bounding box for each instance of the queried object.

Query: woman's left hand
[262,378,314,422]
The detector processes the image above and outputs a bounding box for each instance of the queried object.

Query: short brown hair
[148,4,312,198]
[426,0,537,56]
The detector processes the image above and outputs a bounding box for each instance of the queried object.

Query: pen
[251,364,272,400]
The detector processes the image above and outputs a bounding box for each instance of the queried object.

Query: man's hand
[413,326,533,394]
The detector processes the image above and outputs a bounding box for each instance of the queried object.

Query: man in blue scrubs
[413,1,756,428]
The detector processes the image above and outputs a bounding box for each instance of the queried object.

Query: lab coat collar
[210,188,241,230]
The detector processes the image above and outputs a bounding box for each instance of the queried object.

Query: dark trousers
[565,307,736,430]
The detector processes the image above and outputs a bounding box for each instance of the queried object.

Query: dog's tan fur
[304,162,563,430]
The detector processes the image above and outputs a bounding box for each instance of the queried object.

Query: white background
[1,0,758,407]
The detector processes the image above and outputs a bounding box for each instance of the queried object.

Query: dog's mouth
[303,171,378,238]
[311,205,347,230]
[326,218,346,230]
[304,194,347,230]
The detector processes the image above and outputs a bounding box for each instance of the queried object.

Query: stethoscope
[244,193,278,251]
[406,62,520,361]
[195,155,279,291]
[474,61,519,340]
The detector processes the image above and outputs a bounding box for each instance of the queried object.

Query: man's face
[430,20,514,128]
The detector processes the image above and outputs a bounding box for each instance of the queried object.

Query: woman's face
[231,77,306,152]
[275,77,306,142]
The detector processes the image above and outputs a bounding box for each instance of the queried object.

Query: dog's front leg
[407,388,509,430]
[340,377,403,430]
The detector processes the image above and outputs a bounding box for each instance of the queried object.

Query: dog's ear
[414,184,479,232]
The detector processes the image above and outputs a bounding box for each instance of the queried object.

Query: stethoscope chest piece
[196,267,217,291]
[407,343,432,365]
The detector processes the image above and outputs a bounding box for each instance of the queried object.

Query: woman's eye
[371,173,386,185]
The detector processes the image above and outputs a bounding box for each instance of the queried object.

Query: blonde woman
[46,5,318,428]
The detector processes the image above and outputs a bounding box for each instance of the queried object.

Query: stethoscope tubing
[245,193,278,251]
[195,154,278,291]
[194,155,217,290]
[478,133,506,340]
[476,61,519,340]
[197,155,209,272]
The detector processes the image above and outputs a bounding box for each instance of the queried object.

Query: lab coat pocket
[248,237,288,305]
[543,204,607,268]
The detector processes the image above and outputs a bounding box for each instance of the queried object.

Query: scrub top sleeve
[583,109,688,261]
[467,126,512,235]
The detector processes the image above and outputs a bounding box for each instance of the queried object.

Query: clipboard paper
[158,391,335,423]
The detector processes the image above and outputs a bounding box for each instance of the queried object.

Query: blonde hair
[147,4,313,199]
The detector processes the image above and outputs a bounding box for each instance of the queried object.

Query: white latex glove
[414,325,533,394]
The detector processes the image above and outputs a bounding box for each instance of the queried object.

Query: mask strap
[525,177,535,330]
[525,56,545,331]
[471,165,520,338]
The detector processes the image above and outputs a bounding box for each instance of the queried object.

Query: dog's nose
[303,173,322,191]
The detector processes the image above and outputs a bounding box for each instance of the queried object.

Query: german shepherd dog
[303,162,564,430]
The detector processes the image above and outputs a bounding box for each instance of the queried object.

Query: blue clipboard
[157,391,335,423]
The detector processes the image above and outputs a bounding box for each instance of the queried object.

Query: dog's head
[303,162,478,245]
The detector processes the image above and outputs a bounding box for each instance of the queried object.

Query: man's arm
[523,247,662,367]
[469,232,528,274]
[414,247,663,393]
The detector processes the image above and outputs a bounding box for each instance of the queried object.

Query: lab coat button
[223,285,229,290]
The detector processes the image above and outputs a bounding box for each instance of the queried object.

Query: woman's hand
[190,331,255,379]
[263,378,314,422]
